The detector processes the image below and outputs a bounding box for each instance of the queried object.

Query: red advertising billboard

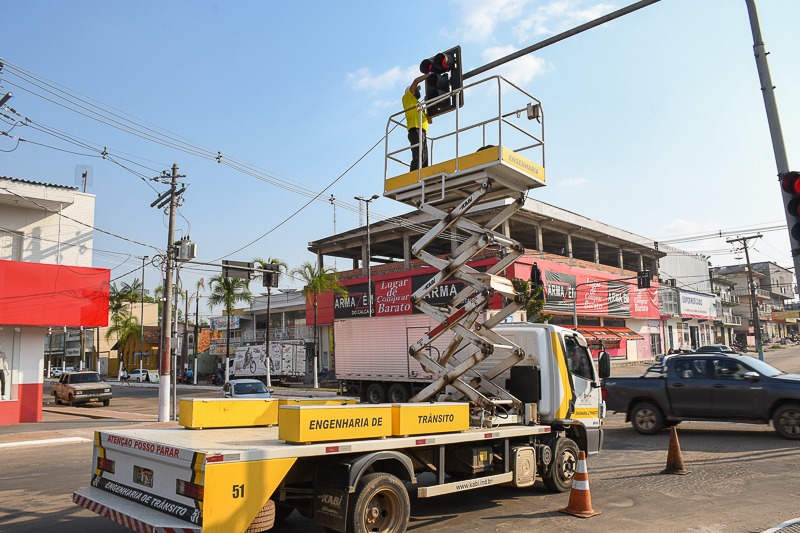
[0,260,110,327]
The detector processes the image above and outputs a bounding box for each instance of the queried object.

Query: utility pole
[154,164,183,422]
[727,235,765,361]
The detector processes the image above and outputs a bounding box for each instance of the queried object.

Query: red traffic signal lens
[419,58,433,74]
[781,171,800,195]
[434,52,455,72]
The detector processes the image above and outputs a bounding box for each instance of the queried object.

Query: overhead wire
[2,59,467,251]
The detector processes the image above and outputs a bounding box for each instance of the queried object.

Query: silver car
[220,379,272,399]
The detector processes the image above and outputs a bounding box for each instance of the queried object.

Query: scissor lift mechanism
[385,159,545,422]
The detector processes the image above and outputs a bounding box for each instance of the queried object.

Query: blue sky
[2,0,799,318]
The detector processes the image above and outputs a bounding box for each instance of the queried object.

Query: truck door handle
[672,383,684,387]
[713,384,725,388]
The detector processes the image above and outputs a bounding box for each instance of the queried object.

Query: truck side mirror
[597,351,611,380]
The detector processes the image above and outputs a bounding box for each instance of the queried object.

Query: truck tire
[245,499,275,533]
[347,472,409,533]
[631,401,664,435]
[102,399,110,407]
[773,403,800,440]
[365,383,386,404]
[542,437,578,493]
[387,384,409,403]
[68,394,75,406]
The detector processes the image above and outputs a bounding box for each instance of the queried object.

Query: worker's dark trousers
[408,128,428,171]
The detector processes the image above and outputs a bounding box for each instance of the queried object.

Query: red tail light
[96,457,115,474]
[176,479,204,501]
[601,387,608,400]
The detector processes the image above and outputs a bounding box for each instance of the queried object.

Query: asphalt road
[1,348,799,532]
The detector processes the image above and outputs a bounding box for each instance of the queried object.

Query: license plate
[134,466,153,488]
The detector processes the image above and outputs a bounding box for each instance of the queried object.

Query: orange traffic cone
[559,450,600,518]
[661,426,689,475]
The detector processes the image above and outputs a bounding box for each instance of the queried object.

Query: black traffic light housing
[419,45,464,119]
[781,171,800,241]
[637,270,651,290]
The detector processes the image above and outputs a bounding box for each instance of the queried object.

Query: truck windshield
[564,336,593,380]
[234,382,269,395]
[741,357,784,377]
[70,373,102,384]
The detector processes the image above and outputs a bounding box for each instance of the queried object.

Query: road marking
[0,436,91,449]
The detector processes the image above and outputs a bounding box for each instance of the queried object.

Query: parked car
[695,344,737,354]
[128,368,149,382]
[603,353,800,439]
[51,371,112,406]
[51,366,75,378]
[220,379,272,399]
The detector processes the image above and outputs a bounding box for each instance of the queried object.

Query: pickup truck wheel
[347,472,409,533]
[542,437,579,493]
[631,402,664,435]
[387,384,409,403]
[773,403,800,440]
[365,383,387,404]
[68,394,75,406]
[102,399,110,407]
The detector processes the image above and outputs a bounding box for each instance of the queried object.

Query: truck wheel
[102,399,110,407]
[245,499,275,533]
[68,394,75,406]
[387,384,409,403]
[347,472,409,533]
[542,437,578,493]
[773,403,800,440]
[631,402,664,435]
[365,383,386,404]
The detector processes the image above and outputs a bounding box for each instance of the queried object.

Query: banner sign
[533,258,659,319]
[210,315,241,331]
[334,258,660,320]
[334,276,467,319]
[679,290,716,319]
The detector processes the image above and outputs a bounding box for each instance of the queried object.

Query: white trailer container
[334,314,454,403]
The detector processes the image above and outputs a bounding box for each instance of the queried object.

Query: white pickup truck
[51,371,112,406]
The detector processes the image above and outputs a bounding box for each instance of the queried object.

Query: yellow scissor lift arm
[384,76,546,422]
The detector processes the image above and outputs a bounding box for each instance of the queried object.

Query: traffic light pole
[745,1,800,296]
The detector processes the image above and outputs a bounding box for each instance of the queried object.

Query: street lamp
[355,194,379,317]
[261,291,273,387]
[136,255,148,375]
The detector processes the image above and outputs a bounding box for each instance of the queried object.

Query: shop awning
[576,327,622,341]
[605,327,644,339]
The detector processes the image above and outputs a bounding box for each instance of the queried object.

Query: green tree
[105,310,142,372]
[291,262,347,388]
[512,278,552,324]
[207,275,254,380]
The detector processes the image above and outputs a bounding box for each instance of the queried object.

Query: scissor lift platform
[384,145,545,209]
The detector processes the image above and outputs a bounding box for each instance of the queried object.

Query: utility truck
[73,74,610,532]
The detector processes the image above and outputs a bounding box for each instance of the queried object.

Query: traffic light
[781,171,800,241]
[419,45,464,118]
[637,270,651,290]
[530,262,543,289]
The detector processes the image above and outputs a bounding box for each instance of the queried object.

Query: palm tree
[253,257,288,385]
[207,275,254,381]
[291,262,347,388]
[105,310,142,373]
